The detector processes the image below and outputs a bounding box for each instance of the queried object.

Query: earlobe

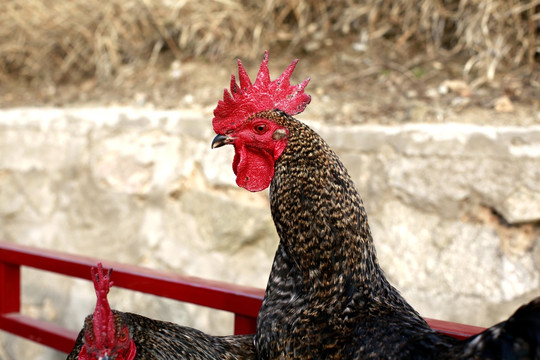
[272,129,287,140]
[273,133,288,161]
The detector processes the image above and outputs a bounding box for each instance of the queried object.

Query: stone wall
[0,107,539,359]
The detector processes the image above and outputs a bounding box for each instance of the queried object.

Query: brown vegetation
[1,0,538,87]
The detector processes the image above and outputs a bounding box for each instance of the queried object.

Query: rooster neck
[268,116,385,299]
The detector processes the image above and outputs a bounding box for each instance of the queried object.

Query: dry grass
[0,0,538,87]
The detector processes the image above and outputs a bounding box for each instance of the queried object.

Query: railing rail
[0,241,485,354]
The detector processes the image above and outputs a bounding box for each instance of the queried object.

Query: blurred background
[1,0,538,117]
[0,1,539,359]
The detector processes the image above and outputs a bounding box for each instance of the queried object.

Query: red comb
[213,51,311,134]
[89,263,116,349]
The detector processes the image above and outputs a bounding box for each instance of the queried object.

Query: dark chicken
[211,51,540,359]
[67,263,256,360]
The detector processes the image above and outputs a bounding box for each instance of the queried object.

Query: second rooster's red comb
[213,51,311,134]
[88,263,116,350]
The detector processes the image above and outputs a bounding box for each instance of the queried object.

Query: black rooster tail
[462,297,540,360]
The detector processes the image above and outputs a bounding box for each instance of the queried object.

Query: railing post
[233,314,257,335]
[0,260,21,314]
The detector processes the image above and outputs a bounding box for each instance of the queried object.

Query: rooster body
[251,111,460,359]
[211,52,540,359]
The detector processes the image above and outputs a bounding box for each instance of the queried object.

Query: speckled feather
[251,110,540,359]
[67,310,256,360]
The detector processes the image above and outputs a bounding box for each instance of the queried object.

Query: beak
[211,134,233,149]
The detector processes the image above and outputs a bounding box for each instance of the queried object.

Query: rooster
[211,51,540,359]
[67,263,256,360]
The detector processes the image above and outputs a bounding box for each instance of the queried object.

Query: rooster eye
[254,124,268,134]
[118,328,128,342]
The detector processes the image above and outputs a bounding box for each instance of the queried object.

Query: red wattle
[233,144,275,192]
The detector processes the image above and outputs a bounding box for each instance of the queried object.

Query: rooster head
[78,263,137,360]
[212,51,311,192]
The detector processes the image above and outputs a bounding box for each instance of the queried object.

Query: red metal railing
[0,241,485,354]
